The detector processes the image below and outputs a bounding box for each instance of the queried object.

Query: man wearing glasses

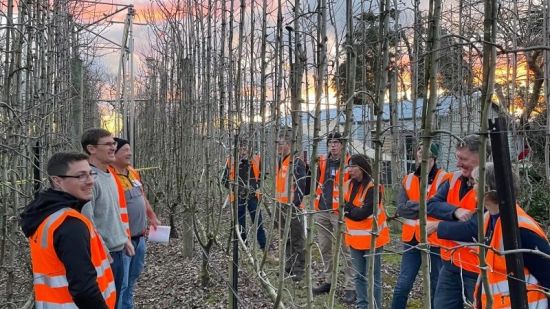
[312,132,355,303]
[20,152,116,308]
[81,128,135,308]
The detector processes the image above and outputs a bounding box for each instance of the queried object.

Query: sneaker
[312,283,331,296]
[342,289,356,304]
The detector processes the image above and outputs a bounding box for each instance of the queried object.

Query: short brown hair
[47,152,89,176]
[81,128,112,154]
[327,132,344,145]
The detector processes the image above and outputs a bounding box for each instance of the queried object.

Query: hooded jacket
[20,189,109,309]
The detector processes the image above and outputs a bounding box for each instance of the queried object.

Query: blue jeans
[350,247,383,309]
[391,243,441,309]
[238,196,266,249]
[433,262,477,309]
[110,250,125,308]
[119,237,146,309]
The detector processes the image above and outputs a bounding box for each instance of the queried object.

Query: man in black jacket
[222,140,267,252]
[20,152,114,308]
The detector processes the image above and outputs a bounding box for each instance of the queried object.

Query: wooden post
[489,117,528,309]
[33,141,41,195]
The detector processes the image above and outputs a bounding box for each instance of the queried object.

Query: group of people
[21,128,160,308]
[20,125,550,309]
[227,129,550,309]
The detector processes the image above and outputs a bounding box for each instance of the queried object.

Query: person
[427,163,550,308]
[343,154,390,309]
[81,128,134,307]
[222,140,268,253]
[311,132,355,303]
[391,142,448,308]
[111,138,161,309]
[20,152,116,308]
[275,128,307,281]
[403,134,484,308]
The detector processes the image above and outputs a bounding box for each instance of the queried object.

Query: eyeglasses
[94,141,117,147]
[55,171,98,182]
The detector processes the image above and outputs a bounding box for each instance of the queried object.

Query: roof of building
[279,93,484,125]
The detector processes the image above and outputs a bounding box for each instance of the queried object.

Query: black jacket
[20,189,109,309]
[222,157,261,198]
[344,176,383,221]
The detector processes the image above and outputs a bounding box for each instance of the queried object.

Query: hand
[343,203,353,215]
[426,221,439,235]
[149,217,161,230]
[125,240,135,257]
[454,208,473,222]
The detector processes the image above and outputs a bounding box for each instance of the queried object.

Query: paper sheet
[148,225,170,243]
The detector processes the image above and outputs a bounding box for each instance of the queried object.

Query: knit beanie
[429,143,440,158]
[419,142,440,158]
[114,137,129,153]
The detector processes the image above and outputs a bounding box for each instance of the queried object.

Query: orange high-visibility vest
[344,180,390,250]
[276,155,304,207]
[475,206,548,308]
[108,166,130,238]
[314,154,350,211]
[127,166,141,183]
[439,171,479,274]
[226,155,261,201]
[401,169,449,244]
[29,208,116,308]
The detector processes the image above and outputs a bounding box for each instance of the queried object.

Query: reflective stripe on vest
[33,269,116,301]
[475,206,548,309]
[348,221,389,236]
[40,209,68,248]
[30,208,116,309]
[344,180,390,250]
[401,169,448,244]
[314,154,350,211]
[35,302,78,309]
[439,171,479,273]
[402,218,417,226]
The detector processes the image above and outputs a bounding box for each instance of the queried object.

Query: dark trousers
[434,262,477,309]
[278,203,305,276]
[391,243,441,309]
[110,250,125,308]
[238,196,267,249]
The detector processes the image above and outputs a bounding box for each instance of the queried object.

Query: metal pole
[127,6,135,161]
[230,134,239,309]
[488,116,528,309]
[115,12,130,137]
